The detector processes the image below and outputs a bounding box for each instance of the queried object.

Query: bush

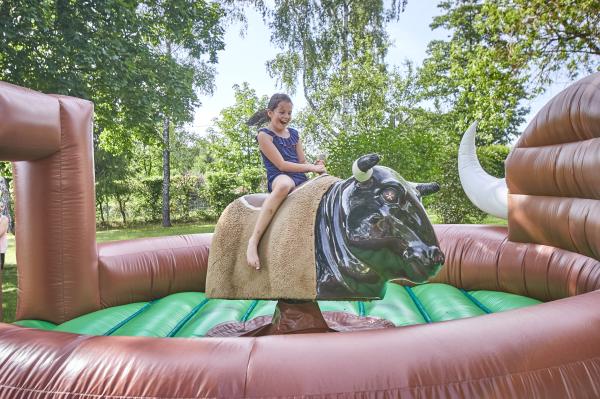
[429,144,509,224]
[202,170,243,214]
[171,174,203,221]
[324,127,443,184]
[478,144,510,178]
[239,166,265,193]
[135,176,163,222]
[202,166,266,216]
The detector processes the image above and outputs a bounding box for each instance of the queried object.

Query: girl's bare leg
[247,175,295,270]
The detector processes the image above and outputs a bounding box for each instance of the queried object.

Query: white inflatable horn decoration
[458,121,509,219]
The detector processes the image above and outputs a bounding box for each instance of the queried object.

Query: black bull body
[315,155,444,300]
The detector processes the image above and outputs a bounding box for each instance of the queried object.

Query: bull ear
[352,154,380,182]
[414,182,440,197]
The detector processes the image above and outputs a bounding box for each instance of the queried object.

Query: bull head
[353,154,441,198]
[315,154,444,300]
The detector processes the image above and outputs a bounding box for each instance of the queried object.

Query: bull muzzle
[405,245,445,267]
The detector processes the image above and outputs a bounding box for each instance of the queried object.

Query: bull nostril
[428,246,445,265]
[404,247,416,257]
[375,218,387,233]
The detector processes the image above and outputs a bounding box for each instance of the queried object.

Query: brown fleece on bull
[206,175,340,299]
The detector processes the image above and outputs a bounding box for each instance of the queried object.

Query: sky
[192,1,571,137]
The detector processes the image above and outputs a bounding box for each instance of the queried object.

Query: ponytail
[246,109,269,127]
[246,93,293,127]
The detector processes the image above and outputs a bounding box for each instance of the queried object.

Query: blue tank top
[258,127,308,192]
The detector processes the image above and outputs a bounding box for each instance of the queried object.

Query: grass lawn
[1,222,215,324]
[96,222,216,242]
[426,213,507,226]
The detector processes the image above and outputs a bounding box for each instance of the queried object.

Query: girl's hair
[246,93,293,127]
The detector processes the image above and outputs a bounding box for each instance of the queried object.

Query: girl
[246,93,326,270]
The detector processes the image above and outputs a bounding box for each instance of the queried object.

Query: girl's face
[268,101,293,132]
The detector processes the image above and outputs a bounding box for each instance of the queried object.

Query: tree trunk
[116,195,127,225]
[340,0,350,117]
[97,201,105,225]
[162,116,172,227]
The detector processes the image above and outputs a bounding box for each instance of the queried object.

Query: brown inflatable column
[506,72,600,261]
[13,95,99,323]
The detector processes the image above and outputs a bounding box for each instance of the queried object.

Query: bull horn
[458,121,508,219]
[352,153,380,182]
[414,182,440,197]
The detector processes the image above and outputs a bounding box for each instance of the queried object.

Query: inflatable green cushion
[14,283,541,337]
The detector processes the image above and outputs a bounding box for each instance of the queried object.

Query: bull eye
[381,188,398,203]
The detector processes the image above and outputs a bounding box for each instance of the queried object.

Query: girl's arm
[296,139,326,172]
[257,132,321,173]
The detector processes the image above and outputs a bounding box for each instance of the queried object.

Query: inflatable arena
[0,73,599,397]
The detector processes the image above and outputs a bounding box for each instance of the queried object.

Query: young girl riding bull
[245,93,326,270]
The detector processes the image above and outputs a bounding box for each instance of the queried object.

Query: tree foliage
[0,0,224,151]
[261,0,407,140]
[419,0,599,145]
[482,0,600,84]
[203,83,266,213]
[94,144,134,224]
[0,0,226,226]
[412,0,599,222]
[419,1,529,144]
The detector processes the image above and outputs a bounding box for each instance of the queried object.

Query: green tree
[310,63,444,182]
[128,0,225,227]
[0,1,226,226]
[419,0,599,145]
[261,0,407,141]
[170,129,208,175]
[412,0,599,223]
[94,145,135,225]
[413,0,527,222]
[207,83,265,174]
[203,83,266,213]
[295,44,404,150]
[418,0,530,144]
[2,1,155,144]
[482,0,599,86]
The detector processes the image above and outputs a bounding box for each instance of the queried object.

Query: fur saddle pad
[206,174,340,300]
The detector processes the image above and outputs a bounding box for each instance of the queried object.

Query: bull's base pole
[242,300,335,337]
[205,300,394,337]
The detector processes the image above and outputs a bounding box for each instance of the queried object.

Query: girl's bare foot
[247,240,261,270]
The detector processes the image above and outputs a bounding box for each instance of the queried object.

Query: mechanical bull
[315,153,444,299]
[206,153,444,302]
